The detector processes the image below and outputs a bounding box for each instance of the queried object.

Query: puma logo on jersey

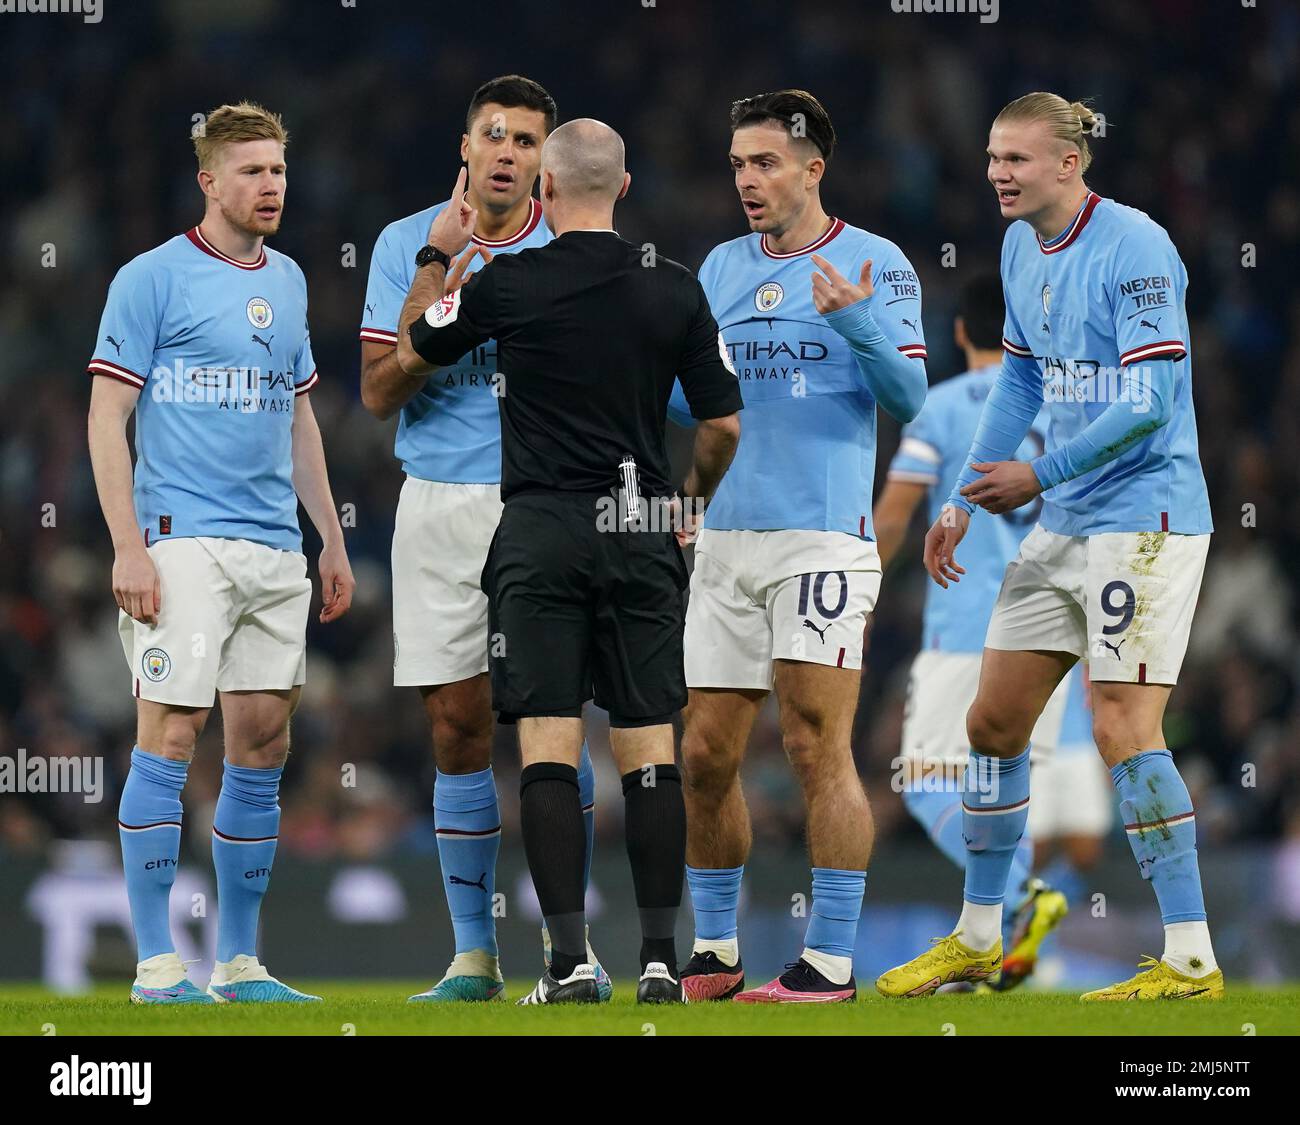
[252,333,274,356]
[1100,637,1127,659]
[105,335,124,356]
[365,303,375,317]
[802,619,828,643]
[901,318,917,332]
[1140,317,1162,332]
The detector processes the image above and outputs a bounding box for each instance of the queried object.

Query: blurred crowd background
[2,0,1298,972]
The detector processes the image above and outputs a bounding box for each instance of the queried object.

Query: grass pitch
[1,981,1297,1036]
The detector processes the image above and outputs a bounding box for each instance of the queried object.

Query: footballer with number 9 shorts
[876,92,1222,1001]
[87,103,355,1005]
[669,90,928,1003]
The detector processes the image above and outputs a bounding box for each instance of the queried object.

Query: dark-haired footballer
[360,75,608,1003]
[668,90,928,1002]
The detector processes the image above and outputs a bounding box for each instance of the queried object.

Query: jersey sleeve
[675,278,743,420]
[88,258,163,390]
[869,242,927,361]
[359,222,409,347]
[888,388,945,485]
[1108,227,1187,367]
[293,286,319,396]
[407,263,499,366]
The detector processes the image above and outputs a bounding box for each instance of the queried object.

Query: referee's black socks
[622,762,686,976]
[520,762,587,979]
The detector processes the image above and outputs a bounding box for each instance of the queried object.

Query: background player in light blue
[669,90,928,1003]
[874,272,1071,990]
[87,103,355,1005]
[879,93,1221,1001]
[359,76,606,1002]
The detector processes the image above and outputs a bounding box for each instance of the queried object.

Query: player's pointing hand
[426,166,478,258]
[811,255,873,315]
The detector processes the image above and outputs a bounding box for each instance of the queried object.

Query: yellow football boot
[1081,956,1225,1001]
[875,933,1002,998]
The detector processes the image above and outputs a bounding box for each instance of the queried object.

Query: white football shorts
[684,528,881,691]
[118,536,310,707]
[1027,745,1116,838]
[899,649,1070,766]
[391,476,502,687]
[984,525,1209,685]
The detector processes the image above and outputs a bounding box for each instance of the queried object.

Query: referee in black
[395,120,742,1005]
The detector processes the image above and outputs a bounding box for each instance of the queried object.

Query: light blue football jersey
[1000,192,1211,536]
[361,197,550,483]
[1054,665,1094,752]
[88,228,317,552]
[889,364,1050,652]
[669,219,927,537]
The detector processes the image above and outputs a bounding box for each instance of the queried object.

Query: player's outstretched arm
[88,376,160,625]
[922,505,969,589]
[291,395,355,623]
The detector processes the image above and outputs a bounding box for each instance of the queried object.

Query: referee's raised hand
[426,166,478,256]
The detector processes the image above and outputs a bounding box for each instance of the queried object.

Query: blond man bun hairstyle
[193,102,288,170]
[994,92,1099,174]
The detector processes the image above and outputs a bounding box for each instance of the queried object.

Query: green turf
[1,981,1297,1035]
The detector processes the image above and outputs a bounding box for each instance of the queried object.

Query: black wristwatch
[414,244,452,270]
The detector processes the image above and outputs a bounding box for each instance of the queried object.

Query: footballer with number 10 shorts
[669,90,928,1003]
[877,92,1222,1002]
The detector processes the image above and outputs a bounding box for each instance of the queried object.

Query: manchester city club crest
[142,647,171,682]
[1041,283,1052,317]
[755,281,784,312]
[246,297,274,329]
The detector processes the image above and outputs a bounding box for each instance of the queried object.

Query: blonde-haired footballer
[877,93,1222,1001]
[88,102,354,1003]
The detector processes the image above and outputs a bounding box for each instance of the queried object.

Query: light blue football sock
[434,767,500,957]
[963,746,1032,906]
[212,761,282,963]
[118,747,188,962]
[1111,750,1206,923]
[687,865,743,942]
[804,868,866,960]
[903,782,1032,947]
[577,740,595,896]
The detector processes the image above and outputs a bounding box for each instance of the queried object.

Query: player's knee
[965,704,1025,757]
[781,725,842,787]
[430,709,493,773]
[237,722,291,767]
[681,729,740,797]
[148,713,203,761]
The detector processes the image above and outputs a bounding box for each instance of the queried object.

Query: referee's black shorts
[483,490,689,727]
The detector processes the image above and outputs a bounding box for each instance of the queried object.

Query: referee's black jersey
[409,230,742,500]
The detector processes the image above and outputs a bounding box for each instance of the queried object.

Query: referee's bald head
[541,118,626,201]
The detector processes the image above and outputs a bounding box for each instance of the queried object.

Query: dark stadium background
[1,0,1297,988]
